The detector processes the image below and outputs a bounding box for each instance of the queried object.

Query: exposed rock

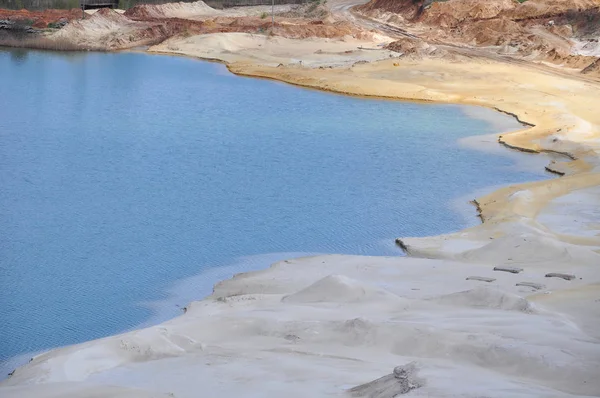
[348,362,422,397]
[493,266,523,274]
[516,282,546,290]
[466,276,496,282]
[545,272,576,281]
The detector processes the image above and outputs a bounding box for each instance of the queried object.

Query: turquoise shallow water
[0,49,548,375]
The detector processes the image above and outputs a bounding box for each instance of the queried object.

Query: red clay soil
[0,8,82,29]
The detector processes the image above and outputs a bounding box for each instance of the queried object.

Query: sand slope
[124,1,221,19]
[150,32,393,66]
[2,255,599,397]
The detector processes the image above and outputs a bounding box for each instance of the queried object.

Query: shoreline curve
[1,32,599,398]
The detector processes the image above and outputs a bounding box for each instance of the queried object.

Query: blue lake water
[0,48,549,375]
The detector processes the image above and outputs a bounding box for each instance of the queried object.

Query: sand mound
[582,57,600,77]
[51,8,140,49]
[509,0,600,20]
[357,0,600,68]
[124,1,220,20]
[385,37,446,58]
[357,0,421,20]
[359,0,516,26]
[272,21,369,40]
[385,37,425,53]
[422,0,516,28]
[543,49,599,71]
[282,274,398,303]
[462,17,525,46]
[432,287,534,312]
[51,8,198,50]
[55,8,138,39]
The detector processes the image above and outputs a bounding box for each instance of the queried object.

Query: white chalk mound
[432,287,535,312]
[282,274,398,303]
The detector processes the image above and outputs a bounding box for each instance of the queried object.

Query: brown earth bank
[0,7,80,28]
[2,0,598,78]
[582,56,600,74]
[0,2,377,50]
[356,0,600,76]
[0,7,85,50]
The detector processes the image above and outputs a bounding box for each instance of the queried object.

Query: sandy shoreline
[1,0,600,396]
